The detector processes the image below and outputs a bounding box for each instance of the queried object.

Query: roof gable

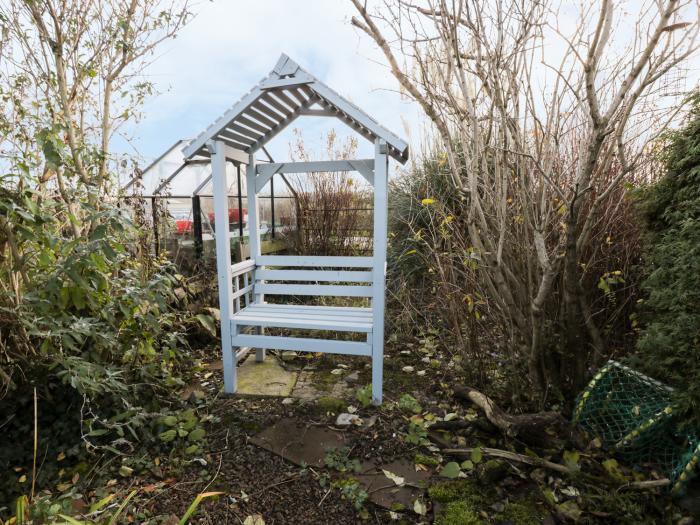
[182,54,408,164]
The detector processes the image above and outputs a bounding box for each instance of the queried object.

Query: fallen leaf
[243,514,265,525]
[557,500,582,521]
[382,469,405,486]
[439,462,461,479]
[413,498,427,515]
[470,447,483,464]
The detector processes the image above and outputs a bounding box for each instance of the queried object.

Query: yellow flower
[421,198,435,206]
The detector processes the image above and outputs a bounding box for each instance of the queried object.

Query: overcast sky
[116,1,424,168]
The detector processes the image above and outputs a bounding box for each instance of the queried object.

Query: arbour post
[246,152,266,362]
[209,140,236,393]
[372,139,389,405]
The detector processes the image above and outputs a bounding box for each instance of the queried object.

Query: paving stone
[250,418,348,467]
[355,459,432,510]
[237,357,298,397]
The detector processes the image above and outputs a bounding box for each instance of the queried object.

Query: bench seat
[232,303,373,332]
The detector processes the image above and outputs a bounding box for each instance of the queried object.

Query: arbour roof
[182,54,408,164]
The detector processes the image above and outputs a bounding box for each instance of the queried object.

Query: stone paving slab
[236,357,298,397]
[355,459,432,510]
[250,418,433,511]
[250,418,348,467]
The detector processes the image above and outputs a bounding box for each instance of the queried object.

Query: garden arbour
[182,54,408,404]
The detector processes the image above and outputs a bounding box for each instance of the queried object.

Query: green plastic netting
[573,360,700,494]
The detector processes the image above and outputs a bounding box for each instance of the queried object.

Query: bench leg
[223,322,237,394]
[371,331,383,405]
[255,326,266,362]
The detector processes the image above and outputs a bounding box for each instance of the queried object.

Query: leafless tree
[350,0,699,395]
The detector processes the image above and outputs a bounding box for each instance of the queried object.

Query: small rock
[280,351,298,362]
[491,501,505,513]
[344,371,360,383]
[417,370,426,376]
[281,398,294,405]
[335,413,362,426]
[402,366,414,372]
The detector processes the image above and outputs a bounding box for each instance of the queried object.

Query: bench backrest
[230,256,374,311]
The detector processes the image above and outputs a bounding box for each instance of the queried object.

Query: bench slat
[231,334,371,356]
[243,304,372,317]
[232,315,372,332]
[255,269,373,283]
[255,283,373,297]
[257,255,374,268]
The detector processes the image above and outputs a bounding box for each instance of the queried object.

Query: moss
[240,421,262,433]
[384,367,416,389]
[428,479,485,506]
[497,497,546,524]
[435,501,485,525]
[477,459,509,484]
[317,396,347,414]
[414,453,440,467]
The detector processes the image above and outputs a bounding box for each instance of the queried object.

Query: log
[452,385,577,448]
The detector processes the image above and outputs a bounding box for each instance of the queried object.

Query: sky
[116,0,424,170]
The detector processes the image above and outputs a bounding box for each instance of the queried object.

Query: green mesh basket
[573,360,699,494]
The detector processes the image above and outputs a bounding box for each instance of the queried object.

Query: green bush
[632,92,700,423]
[0,181,195,503]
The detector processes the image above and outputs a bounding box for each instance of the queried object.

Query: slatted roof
[182,54,408,164]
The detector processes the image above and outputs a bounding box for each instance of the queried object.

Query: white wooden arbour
[182,54,408,404]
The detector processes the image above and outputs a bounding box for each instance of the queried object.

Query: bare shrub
[352,0,698,399]
[283,130,372,256]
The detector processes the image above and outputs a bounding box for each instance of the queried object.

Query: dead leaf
[243,514,265,525]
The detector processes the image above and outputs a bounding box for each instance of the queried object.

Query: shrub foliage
[633,93,700,421]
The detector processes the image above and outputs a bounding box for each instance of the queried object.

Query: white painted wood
[246,153,265,362]
[371,139,389,405]
[232,313,372,332]
[245,107,278,129]
[248,96,317,153]
[182,55,409,165]
[260,74,313,90]
[255,283,373,297]
[218,143,248,164]
[310,81,408,163]
[182,53,410,405]
[231,334,372,356]
[236,309,371,326]
[232,285,255,300]
[255,269,373,282]
[243,303,371,316]
[183,85,267,159]
[209,140,236,394]
[231,259,256,275]
[257,255,374,268]
[257,159,374,176]
[298,108,336,117]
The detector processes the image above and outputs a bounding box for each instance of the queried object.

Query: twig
[618,479,671,491]
[318,488,331,507]
[442,447,573,475]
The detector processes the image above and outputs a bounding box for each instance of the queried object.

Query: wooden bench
[229,255,379,367]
